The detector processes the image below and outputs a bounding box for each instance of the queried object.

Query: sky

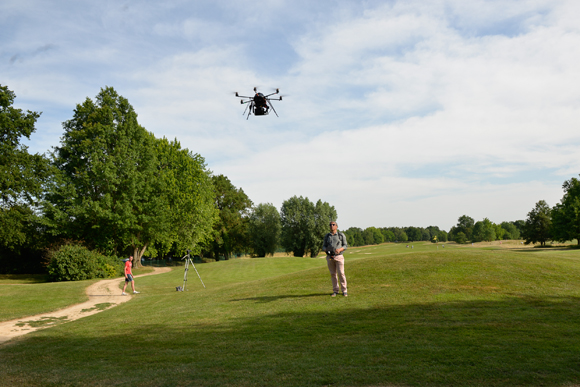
[2,0,579,231]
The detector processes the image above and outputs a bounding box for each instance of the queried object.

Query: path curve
[0,267,171,344]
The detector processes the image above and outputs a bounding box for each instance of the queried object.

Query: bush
[47,244,123,281]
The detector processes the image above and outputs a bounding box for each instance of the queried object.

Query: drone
[235,87,283,120]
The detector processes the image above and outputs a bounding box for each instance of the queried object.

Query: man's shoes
[343,292,348,297]
[122,292,127,296]
[331,292,338,297]
[133,291,140,294]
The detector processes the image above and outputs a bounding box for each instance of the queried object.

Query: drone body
[235,87,283,119]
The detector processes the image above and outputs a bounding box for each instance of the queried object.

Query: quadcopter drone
[235,87,283,120]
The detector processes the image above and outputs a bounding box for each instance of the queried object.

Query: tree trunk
[132,243,148,268]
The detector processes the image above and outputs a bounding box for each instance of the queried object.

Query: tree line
[343,226,449,247]
[0,85,336,275]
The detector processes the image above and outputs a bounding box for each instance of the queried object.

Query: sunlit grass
[1,243,580,386]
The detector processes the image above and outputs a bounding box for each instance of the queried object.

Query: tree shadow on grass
[231,293,330,303]
[2,296,580,387]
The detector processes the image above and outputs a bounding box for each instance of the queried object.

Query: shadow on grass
[2,296,580,387]
[231,293,330,303]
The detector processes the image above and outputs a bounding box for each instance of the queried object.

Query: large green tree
[522,200,552,246]
[206,175,252,259]
[248,203,281,257]
[151,138,217,257]
[43,87,215,266]
[0,85,51,272]
[280,196,336,257]
[552,176,580,244]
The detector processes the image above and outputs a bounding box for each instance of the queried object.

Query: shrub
[47,244,123,281]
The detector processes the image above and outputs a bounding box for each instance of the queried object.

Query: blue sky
[2,0,579,231]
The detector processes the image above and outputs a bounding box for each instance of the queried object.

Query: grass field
[1,242,580,386]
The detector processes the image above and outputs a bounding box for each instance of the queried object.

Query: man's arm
[336,232,347,254]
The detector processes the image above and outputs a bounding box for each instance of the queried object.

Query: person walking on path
[322,221,348,297]
[122,256,140,295]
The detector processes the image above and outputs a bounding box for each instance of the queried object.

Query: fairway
[1,243,580,386]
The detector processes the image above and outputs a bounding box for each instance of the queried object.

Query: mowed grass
[1,243,580,386]
[0,267,154,321]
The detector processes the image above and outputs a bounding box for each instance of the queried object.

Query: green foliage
[381,228,396,242]
[454,231,468,244]
[43,87,216,266]
[46,244,122,281]
[248,203,281,257]
[500,221,520,240]
[0,85,52,273]
[471,218,496,242]
[344,227,364,246]
[0,84,50,208]
[552,176,580,245]
[405,226,422,241]
[453,215,474,241]
[522,200,552,246]
[280,196,336,257]
[153,138,217,257]
[205,175,252,259]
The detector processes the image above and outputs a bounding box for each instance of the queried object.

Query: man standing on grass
[122,256,140,295]
[323,221,348,297]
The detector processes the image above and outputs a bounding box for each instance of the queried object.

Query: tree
[206,175,252,259]
[472,218,496,242]
[406,227,422,242]
[511,220,525,236]
[0,84,51,273]
[280,196,336,257]
[248,203,281,257]
[552,176,580,245]
[344,227,364,246]
[454,231,468,244]
[43,87,216,267]
[493,223,505,240]
[500,222,519,240]
[362,228,375,245]
[381,228,395,242]
[522,200,552,246]
[151,138,217,257]
[457,215,475,240]
[393,228,408,242]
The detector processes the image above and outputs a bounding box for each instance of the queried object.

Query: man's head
[329,221,338,233]
[129,256,134,262]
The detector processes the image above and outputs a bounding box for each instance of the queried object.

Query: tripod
[181,250,206,290]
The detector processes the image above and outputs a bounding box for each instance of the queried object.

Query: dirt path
[0,267,171,344]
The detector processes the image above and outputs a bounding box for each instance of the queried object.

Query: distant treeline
[343,226,449,247]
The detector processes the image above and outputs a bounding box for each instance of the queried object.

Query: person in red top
[122,256,140,295]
